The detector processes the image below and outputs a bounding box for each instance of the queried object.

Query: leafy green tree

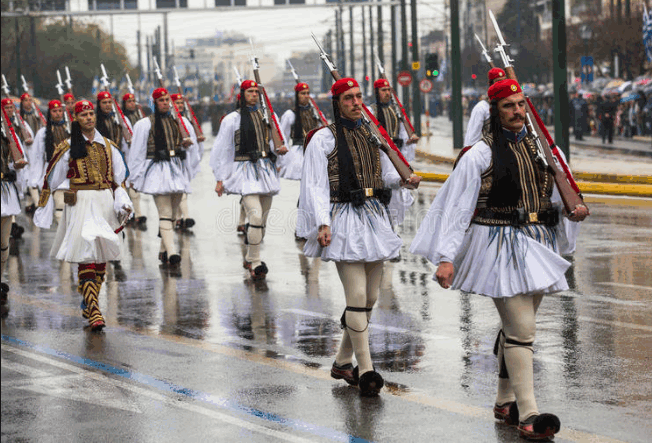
[2,10,133,98]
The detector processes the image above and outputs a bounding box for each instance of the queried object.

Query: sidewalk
[416,115,652,177]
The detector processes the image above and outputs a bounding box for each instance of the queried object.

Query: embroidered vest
[234,109,272,161]
[472,132,555,226]
[326,124,384,202]
[67,138,115,191]
[146,114,183,160]
[22,112,41,135]
[292,108,321,146]
[125,111,140,128]
[370,104,400,140]
[101,115,123,148]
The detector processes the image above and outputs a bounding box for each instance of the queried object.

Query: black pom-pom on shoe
[358,370,384,397]
[518,413,560,441]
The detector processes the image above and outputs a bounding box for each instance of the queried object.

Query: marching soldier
[34,99,133,331]
[464,67,507,147]
[210,80,288,280]
[2,97,32,238]
[19,93,43,135]
[171,93,201,231]
[129,88,200,268]
[410,79,588,439]
[96,91,130,153]
[278,82,323,181]
[300,78,420,396]
[121,92,147,227]
[369,78,417,227]
[1,103,28,305]
[31,100,70,224]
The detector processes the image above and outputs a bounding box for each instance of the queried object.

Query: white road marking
[2,344,320,443]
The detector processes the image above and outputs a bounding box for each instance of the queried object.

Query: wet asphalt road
[2,143,651,443]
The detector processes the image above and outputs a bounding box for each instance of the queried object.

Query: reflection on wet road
[2,152,651,442]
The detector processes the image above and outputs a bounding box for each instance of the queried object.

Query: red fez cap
[373,79,390,89]
[294,82,309,92]
[170,93,183,101]
[488,79,522,102]
[48,100,62,110]
[97,91,112,101]
[20,93,30,101]
[331,78,359,96]
[74,100,94,114]
[1,98,14,107]
[152,88,169,100]
[488,68,506,82]
[63,93,75,101]
[240,80,257,91]
[122,93,134,101]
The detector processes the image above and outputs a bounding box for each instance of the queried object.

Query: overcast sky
[83,3,447,74]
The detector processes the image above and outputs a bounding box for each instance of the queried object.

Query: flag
[644,5,652,63]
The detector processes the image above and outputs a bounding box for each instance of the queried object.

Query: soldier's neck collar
[299,104,311,110]
[502,125,527,143]
[340,117,361,129]
[246,104,259,112]
[377,101,391,108]
[52,119,66,127]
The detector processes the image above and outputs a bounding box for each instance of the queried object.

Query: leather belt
[473,207,559,227]
[332,188,391,206]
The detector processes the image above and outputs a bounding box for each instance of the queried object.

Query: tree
[2,11,133,98]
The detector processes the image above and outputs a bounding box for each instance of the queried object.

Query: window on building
[28,0,66,11]
[215,0,246,5]
[157,0,188,8]
[88,0,137,10]
[274,0,305,4]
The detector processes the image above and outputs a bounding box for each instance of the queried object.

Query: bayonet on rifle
[64,66,73,93]
[312,33,415,183]
[488,10,514,70]
[474,34,495,68]
[1,74,11,97]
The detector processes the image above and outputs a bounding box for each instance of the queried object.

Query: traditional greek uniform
[123,95,147,225]
[301,78,404,395]
[21,108,43,136]
[210,103,285,275]
[369,103,414,226]
[278,105,321,180]
[410,78,581,431]
[129,110,199,262]
[31,110,69,224]
[34,127,132,329]
[1,133,22,284]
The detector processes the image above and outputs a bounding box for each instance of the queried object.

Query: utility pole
[30,16,38,96]
[163,12,169,73]
[15,17,21,96]
[362,8,368,94]
[400,0,409,110]
[410,0,421,135]
[391,5,397,84]
[377,0,384,70]
[369,6,374,81]
[349,6,355,78]
[553,0,570,159]
[450,0,463,150]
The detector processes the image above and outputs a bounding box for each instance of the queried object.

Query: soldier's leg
[1,216,12,301]
[128,187,144,222]
[493,293,545,423]
[53,190,65,224]
[237,198,246,234]
[242,195,265,272]
[78,263,104,330]
[154,194,179,264]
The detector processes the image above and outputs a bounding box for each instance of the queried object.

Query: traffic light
[425,53,439,78]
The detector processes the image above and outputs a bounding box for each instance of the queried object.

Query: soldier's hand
[181,137,193,148]
[568,204,590,222]
[317,225,331,247]
[198,135,206,143]
[215,181,224,197]
[276,145,289,156]
[14,159,28,170]
[436,262,454,289]
[402,174,421,189]
[408,134,419,144]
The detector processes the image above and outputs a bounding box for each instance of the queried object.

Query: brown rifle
[1,106,28,168]
[249,49,286,153]
[487,13,586,215]
[373,50,416,138]
[312,33,415,183]
[152,58,192,150]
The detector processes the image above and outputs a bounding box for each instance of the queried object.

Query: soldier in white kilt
[410,79,589,440]
[35,100,133,331]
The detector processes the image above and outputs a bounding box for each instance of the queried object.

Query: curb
[415,172,652,198]
[416,149,652,186]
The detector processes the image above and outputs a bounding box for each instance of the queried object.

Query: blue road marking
[2,334,371,443]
